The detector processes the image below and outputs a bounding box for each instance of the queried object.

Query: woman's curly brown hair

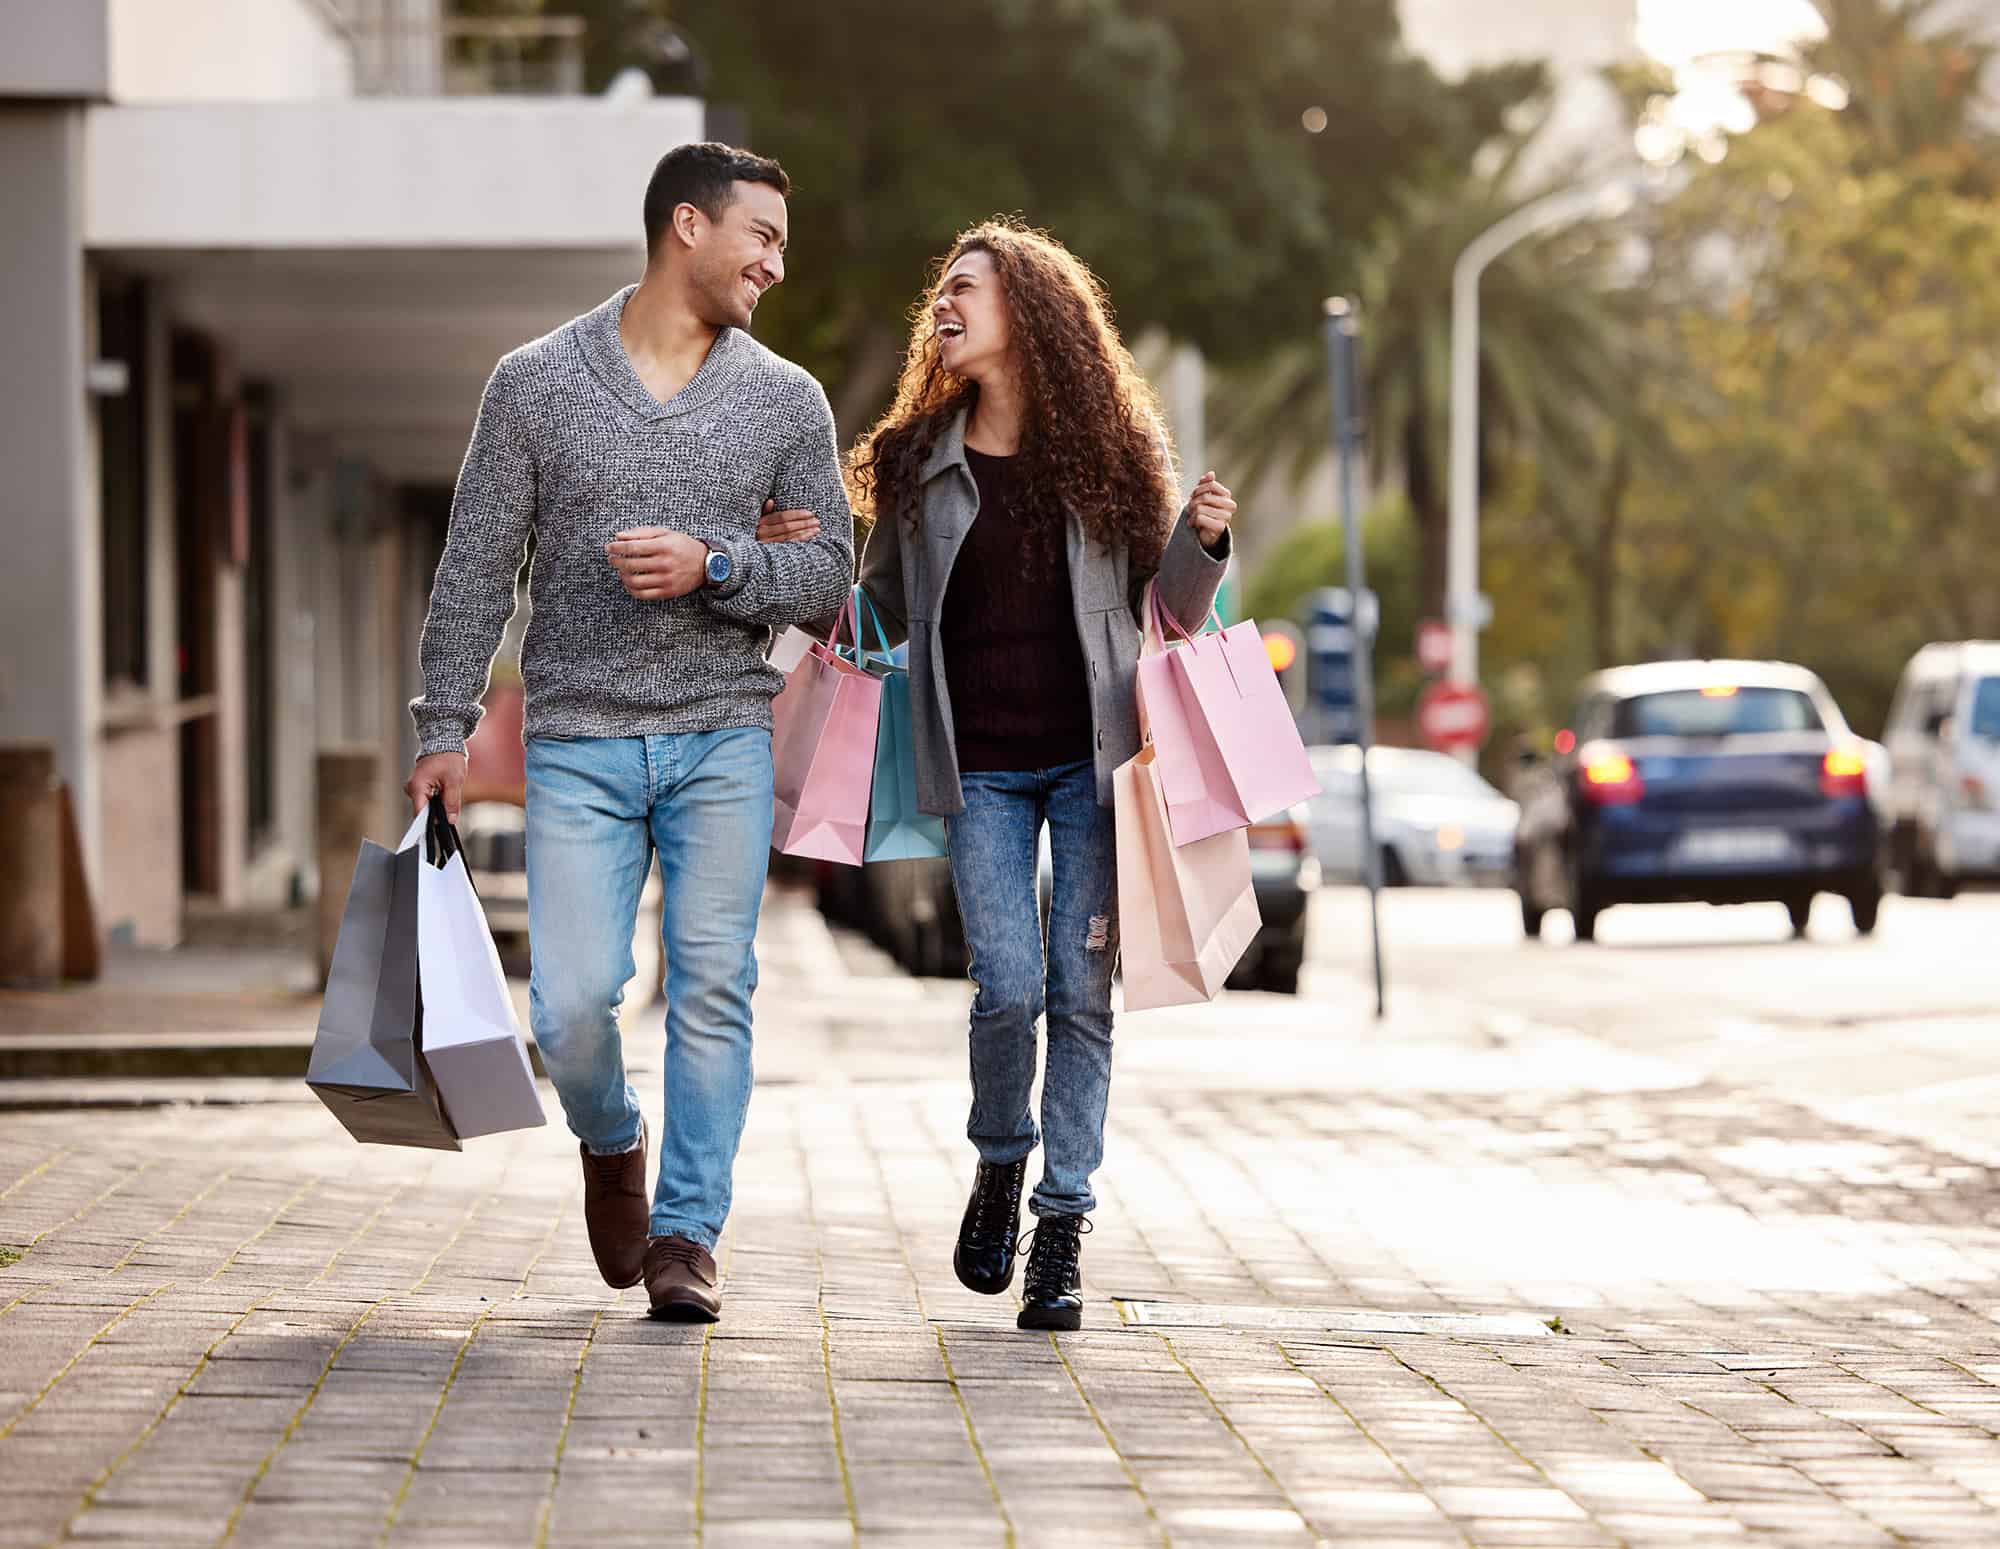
[849,218,1179,572]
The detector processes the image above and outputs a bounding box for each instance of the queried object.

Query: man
[405,142,852,1323]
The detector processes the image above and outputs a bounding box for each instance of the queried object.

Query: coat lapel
[916,410,979,608]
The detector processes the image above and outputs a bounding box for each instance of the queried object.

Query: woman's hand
[1188,471,1236,550]
[757,498,821,544]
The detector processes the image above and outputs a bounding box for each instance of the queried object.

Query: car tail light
[1579,747,1643,805]
[1820,746,1868,800]
[1964,773,1993,811]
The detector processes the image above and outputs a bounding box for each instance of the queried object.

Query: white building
[2,0,704,949]
[1399,0,1642,175]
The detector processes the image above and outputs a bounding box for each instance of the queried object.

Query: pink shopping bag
[1114,742,1261,1010]
[770,595,883,865]
[1134,584,1320,847]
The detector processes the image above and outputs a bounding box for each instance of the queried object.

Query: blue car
[1512,660,1883,941]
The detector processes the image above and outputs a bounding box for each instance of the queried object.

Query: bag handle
[425,793,462,868]
[850,585,896,666]
[1146,584,1224,652]
[822,588,860,654]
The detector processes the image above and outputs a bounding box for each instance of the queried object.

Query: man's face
[686,181,788,329]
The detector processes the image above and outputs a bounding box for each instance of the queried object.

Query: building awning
[85,96,705,483]
[85,96,703,249]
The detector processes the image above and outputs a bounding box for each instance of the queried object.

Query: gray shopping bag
[307,827,461,1150]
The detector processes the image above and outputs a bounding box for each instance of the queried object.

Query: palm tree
[1804,0,1998,186]
[1210,140,1639,623]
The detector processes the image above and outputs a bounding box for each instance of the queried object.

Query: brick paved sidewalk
[4,890,2000,1547]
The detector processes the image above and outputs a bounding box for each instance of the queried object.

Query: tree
[1210,132,1639,622]
[654,0,1542,436]
[1804,0,1999,190]
[1587,101,2000,734]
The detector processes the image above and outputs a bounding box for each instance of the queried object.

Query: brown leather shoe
[580,1120,648,1289]
[644,1235,721,1323]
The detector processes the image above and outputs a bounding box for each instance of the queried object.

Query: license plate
[1674,828,1792,866]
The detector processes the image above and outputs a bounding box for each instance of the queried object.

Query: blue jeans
[524,729,773,1250]
[947,760,1120,1218]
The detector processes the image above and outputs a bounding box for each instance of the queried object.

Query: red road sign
[1417,680,1490,751]
[1416,618,1452,675]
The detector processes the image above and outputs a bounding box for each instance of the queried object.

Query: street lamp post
[1447,179,1637,692]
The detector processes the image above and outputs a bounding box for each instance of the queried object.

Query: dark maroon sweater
[941,449,1095,773]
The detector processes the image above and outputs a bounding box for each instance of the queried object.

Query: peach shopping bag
[1113,741,1261,1010]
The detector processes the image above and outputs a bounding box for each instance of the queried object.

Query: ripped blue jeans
[946,759,1120,1218]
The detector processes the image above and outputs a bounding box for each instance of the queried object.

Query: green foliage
[1241,499,1427,719]
[653,0,1545,433]
[1237,1,2000,744]
[1658,115,2000,733]
[1211,131,1637,619]
[1805,0,2000,190]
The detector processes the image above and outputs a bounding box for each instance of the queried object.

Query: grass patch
[1543,1315,1568,1335]
[0,1246,23,1268]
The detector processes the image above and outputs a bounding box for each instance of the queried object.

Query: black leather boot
[953,1158,1027,1295]
[1016,1213,1089,1331]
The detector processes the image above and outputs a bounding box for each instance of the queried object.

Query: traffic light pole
[1324,298,1386,1020]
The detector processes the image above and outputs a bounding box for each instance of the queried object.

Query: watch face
[706,549,732,584]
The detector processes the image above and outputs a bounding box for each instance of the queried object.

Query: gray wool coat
[840,408,1230,816]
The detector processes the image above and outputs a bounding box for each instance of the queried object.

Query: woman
[765,220,1235,1330]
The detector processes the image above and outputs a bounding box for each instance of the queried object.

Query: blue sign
[1305,587,1375,743]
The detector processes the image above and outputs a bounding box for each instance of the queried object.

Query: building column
[0,105,100,895]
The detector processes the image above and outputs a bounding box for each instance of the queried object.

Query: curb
[0,1032,548,1083]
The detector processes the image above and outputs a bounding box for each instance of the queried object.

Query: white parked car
[1881,640,2000,895]
[1307,745,1519,887]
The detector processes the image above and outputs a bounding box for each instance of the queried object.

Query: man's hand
[756,497,820,544]
[405,751,468,822]
[606,527,709,600]
[1188,471,1237,550]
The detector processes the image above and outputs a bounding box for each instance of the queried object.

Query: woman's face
[932,249,1012,384]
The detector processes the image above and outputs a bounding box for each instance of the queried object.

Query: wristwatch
[702,545,733,588]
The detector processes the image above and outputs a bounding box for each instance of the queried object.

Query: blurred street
[7,885,2000,1547]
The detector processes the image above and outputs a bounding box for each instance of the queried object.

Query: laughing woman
[765,219,1235,1329]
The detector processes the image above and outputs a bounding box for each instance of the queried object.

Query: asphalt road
[1301,883,2000,1162]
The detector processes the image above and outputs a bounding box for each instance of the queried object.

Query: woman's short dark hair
[643,142,790,254]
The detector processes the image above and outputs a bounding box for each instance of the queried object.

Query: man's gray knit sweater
[411,286,855,758]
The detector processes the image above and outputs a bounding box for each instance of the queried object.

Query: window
[1968,678,2000,741]
[98,278,149,690]
[1613,688,1824,739]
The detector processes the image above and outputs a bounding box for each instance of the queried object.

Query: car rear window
[1613,688,1824,738]
[1971,677,2000,740]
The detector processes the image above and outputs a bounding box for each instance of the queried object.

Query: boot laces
[969,1164,1023,1243]
[646,1236,708,1271]
[1019,1215,1090,1292]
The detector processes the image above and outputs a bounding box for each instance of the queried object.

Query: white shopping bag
[768,625,817,674]
[398,805,547,1139]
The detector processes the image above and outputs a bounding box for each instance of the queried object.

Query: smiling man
[405,142,853,1324]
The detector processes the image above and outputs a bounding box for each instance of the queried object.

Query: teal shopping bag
[849,588,948,863]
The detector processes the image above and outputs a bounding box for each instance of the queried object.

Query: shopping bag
[851,589,947,863]
[414,798,546,1139]
[768,625,817,674]
[770,592,884,865]
[1113,742,1261,1010]
[307,817,460,1150]
[1135,584,1319,846]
